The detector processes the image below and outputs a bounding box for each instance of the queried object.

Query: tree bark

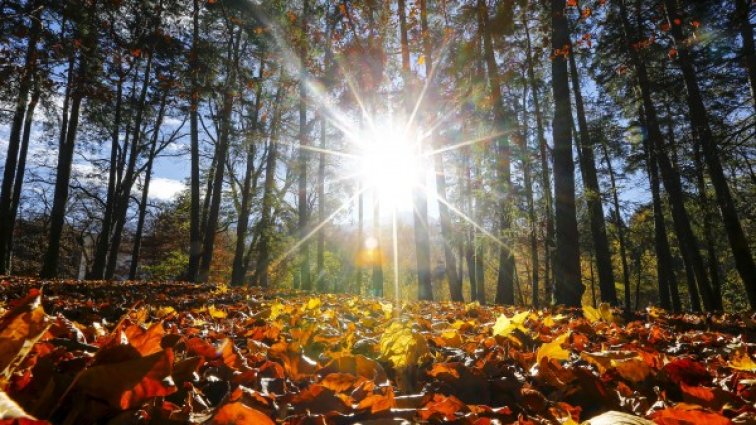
[518,84,540,308]
[423,0,462,302]
[254,75,286,287]
[398,0,432,301]
[664,0,754,308]
[185,0,202,282]
[6,82,40,271]
[599,139,632,311]
[41,7,95,278]
[230,57,265,286]
[477,0,515,305]
[551,0,583,307]
[128,93,167,280]
[0,0,41,273]
[618,0,716,311]
[297,0,312,291]
[198,30,241,282]
[568,48,618,306]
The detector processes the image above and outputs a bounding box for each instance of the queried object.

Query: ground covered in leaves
[1,279,755,425]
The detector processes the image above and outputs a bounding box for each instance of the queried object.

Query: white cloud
[148,177,185,201]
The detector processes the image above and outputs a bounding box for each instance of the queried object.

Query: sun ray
[423,131,505,157]
[275,140,359,160]
[419,183,509,250]
[271,185,369,271]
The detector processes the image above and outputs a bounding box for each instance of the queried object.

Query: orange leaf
[651,403,732,425]
[75,349,176,410]
[207,402,274,425]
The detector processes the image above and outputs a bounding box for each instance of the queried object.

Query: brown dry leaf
[0,291,49,386]
[75,348,177,409]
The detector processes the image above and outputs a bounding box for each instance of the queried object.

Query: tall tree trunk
[316,118,327,292]
[398,0,432,301]
[185,0,202,282]
[41,8,95,278]
[106,54,155,279]
[423,0,462,302]
[230,57,265,286]
[599,139,632,311]
[198,31,241,282]
[618,0,716,311]
[254,76,285,287]
[664,0,754,307]
[524,11,554,305]
[0,0,41,273]
[640,118,678,311]
[477,0,514,305]
[694,144,723,305]
[128,93,166,280]
[297,0,312,291]
[89,68,124,280]
[518,86,540,308]
[371,199,384,297]
[6,82,40,271]
[568,49,617,306]
[551,0,583,307]
[735,0,756,112]
[463,145,477,302]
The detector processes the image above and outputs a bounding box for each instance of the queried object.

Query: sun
[358,121,424,211]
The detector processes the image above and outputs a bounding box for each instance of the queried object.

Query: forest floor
[0,278,755,425]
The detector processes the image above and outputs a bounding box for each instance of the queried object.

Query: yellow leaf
[155,306,176,318]
[537,332,571,363]
[380,302,394,320]
[379,322,429,369]
[306,297,321,311]
[730,346,756,372]
[417,54,425,65]
[208,305,227,319]
[543,313,568,328]
[492,311,530,338]
[583,303,617,324]
[438,329,462,348]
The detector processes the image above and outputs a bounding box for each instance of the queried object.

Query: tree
[551,0,583,307]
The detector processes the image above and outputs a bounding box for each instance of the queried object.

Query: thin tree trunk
[551,0,583,307]
[0,0,41,273]
[477,0,514,305]
[524,11,554,305]
[641,120,678,311]
[599,141,632,311]
[317,117,327,292]
[6,82,40,271]
[89,68,124,279]
[185,0,202,282]
[519,81,540,308]
[618,0,716,311]
[297,0,312,291]
[41,10,95,278]
[254,75,286,287]
[230,57,265,286]
[694,143,723,305]
[664,0,754,307]
[398,0,432,301]
[128,93,167,280]
[568,49,618,306]
[423,0,462,302]
[106,54,155,279]
[198,32,240,282]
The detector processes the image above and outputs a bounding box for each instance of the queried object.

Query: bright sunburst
[357,119,424,212]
